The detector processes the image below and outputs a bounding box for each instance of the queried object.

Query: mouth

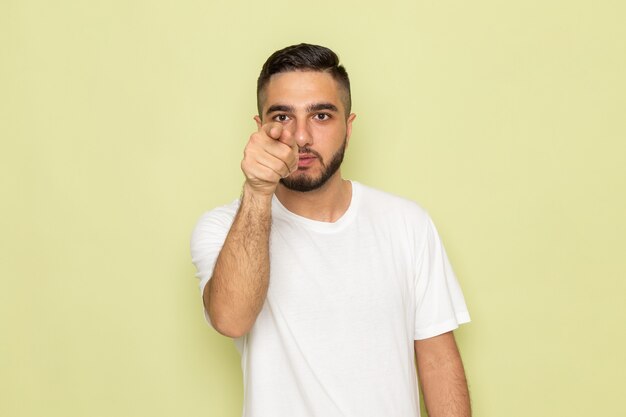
[297,154,317,168]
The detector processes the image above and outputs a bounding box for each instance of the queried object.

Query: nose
[293,119,313,148]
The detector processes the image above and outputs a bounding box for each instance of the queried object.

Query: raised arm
[205,122,297,338]
[414,331,471,417]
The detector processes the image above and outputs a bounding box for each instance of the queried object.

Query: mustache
[298,147,322,159]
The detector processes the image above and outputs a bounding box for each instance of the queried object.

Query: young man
[191,43,471,417]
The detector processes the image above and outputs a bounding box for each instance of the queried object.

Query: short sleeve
[190,200,240,323]
[413,215,470,340]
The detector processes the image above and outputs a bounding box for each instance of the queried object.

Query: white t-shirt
[191,181,470,417]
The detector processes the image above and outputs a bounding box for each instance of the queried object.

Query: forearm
[415,332,471,417]
[205,184,272,337]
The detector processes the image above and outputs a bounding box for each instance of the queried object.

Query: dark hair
[256,43,351,117]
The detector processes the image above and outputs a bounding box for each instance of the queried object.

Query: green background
[2,1,625,416]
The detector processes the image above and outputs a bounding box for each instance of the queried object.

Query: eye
[314,113,331,121]
[273,114,290,122]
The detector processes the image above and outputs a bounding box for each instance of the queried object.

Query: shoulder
[191,199,240,243]
[354,182,430,224]
[195,199,240,224]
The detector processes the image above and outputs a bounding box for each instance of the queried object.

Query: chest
[266,220,415,336]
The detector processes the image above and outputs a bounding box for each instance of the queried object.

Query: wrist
[242,182,274,205]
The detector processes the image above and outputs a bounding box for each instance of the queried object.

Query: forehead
[263,71,343,110]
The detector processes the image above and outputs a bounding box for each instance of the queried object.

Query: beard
[280,138,347,192]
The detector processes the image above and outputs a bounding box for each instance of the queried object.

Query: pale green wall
[2,1,625,416]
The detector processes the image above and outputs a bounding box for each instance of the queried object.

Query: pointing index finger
[261,122,283,140]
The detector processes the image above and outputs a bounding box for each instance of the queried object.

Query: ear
[345,113,357,147]
[253,115,262,129]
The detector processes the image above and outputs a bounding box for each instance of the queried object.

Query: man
[191,43,471,417]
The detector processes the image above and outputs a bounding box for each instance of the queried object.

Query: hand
[241,122,298,197]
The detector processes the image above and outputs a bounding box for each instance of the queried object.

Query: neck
[274,172,352,222]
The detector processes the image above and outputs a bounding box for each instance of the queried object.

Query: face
[255,71,356,192]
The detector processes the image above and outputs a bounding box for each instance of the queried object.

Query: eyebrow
[266,104,295,116]
[265,102,339,116]
[307,102,338,113]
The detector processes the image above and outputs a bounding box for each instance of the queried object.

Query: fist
[241,122,298,196]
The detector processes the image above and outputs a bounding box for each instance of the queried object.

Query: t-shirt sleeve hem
[199,276,214,329]
[414,311,471,340]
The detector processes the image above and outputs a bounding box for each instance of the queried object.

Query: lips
[298,154,317,168]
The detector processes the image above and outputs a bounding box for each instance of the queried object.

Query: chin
[280,174,327,192]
